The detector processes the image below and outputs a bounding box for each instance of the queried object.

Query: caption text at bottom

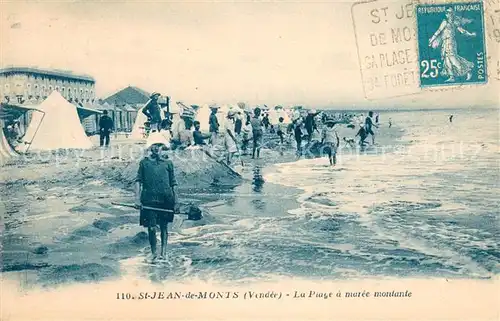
[116,290,413,300]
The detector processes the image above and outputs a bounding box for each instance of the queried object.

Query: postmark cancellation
[352,0,491,100]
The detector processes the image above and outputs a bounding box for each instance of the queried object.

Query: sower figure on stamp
[135,142,179,263]
[428,8,476,82]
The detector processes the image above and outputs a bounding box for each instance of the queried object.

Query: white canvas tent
[217,104,230,131]
[20,92,93,152]
[194,104,211,133]
[130,102,150,140]
[0,122,18,165]
[269,107,291,125]
[130,99,185,140]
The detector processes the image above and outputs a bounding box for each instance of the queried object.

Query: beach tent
[19,92,93,152]
[130,97,167,140]
[194,104,211,133]
[0,103,44,159]
[130,97,191,141]
[170,101,194,139]
[268,106,292,125]
[230,103,245,114]
[130,102,150,140]
[0,122,18,165]
[279,109,291,124]
[217,104,230,131]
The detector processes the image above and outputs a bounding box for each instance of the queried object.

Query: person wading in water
[305,109,320,143]
[294,118,305,158]
[224,110,239,165]
[364,111,379,145]
[251,107,264,159]
[321,119,340,166]
[135,142,179,263]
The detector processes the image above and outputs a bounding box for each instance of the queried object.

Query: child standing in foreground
[321,119,340,166]
[135,142,179,263]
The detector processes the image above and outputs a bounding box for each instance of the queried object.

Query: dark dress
[365,117,375,135]
[209,114,219,133]
[234,118,242,135]
[305,114,315,137]
[294,125,303,155]
[136,156,177,228]
[250,117,263,147]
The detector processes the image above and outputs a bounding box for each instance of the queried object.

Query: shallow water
[120,108,499,283]
[2,109,499,286]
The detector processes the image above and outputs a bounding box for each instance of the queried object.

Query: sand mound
[112,147,243,191]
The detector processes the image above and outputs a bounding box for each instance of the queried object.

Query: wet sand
[1,124,403,287]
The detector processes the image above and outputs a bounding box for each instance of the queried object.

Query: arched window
[55,86,60,92]
[41,85,46,95]
[48,85,53,92]
[68,88,72,97]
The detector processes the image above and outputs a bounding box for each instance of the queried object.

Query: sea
[121,108,499,283]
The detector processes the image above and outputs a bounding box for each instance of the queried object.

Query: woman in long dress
[428,8,476,82]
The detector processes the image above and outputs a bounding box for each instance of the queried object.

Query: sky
[1,0,498,109]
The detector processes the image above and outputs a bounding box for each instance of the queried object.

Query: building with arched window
[0,67,95,104]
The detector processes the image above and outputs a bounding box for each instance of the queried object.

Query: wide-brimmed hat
[209,104,220,110]
[308,109,316,114]
[146,131,171,149]
[150,92,161,98]
[182,108,195,119]
[227,110,236,117]
[325,118,336,124]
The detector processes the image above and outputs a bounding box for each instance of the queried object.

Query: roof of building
[103,86,151,107]
[0,66,95,82]
[0,103,44,122]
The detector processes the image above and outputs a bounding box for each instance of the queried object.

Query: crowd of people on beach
[119,92,385,169]
[94,92,388,263]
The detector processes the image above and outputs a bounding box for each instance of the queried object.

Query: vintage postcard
[1,0,498,320]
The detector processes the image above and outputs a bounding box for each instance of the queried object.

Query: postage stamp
[415,1,488,87]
